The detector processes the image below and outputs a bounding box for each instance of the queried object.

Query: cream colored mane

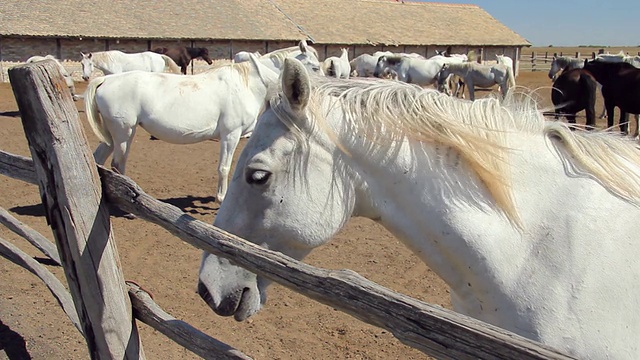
[90,51,120,66]
[271,77,640,226]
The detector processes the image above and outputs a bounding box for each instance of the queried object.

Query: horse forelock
[269,76,640,227]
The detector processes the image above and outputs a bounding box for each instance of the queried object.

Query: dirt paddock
[0,71,625,359]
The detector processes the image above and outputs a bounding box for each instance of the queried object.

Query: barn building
[0,0,530,80]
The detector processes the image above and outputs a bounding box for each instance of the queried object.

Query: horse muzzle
[197,280,262,321]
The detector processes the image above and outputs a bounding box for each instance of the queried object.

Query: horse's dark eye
[246,169,272,185]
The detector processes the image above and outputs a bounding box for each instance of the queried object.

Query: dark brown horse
[583,59,640,134]
[551,66,597,129]
[152,46,213,74]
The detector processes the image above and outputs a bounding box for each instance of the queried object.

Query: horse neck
[335,113,540,303]
[91,52,118,73]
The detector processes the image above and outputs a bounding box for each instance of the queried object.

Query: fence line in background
[519,51,640,72]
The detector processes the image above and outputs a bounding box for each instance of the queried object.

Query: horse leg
[466,80,475,101]
[109,127,137,219]
[620,111,629,135]
[603,97,615,131]
[215,130,242,204]
[93,142,113,165]
[109,127,137,175]
[634,114,640,139]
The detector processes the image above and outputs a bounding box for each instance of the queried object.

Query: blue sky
[415,0,639,46]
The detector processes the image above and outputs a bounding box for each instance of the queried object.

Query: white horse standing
[26,55,78,99]
[437,62,516,100]
[198,58,640,359]
[321,48,350,79]
[80,50,182,80]
[83,54,278,203]
[349,53,378,77]
[373,55,444,87]
[233,40,323,76]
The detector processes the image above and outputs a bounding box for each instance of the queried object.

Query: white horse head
[80,52,95,81]
[199,57,640,359]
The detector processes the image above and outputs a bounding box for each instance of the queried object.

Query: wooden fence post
[8,60,145,359]
[531,52,536,71]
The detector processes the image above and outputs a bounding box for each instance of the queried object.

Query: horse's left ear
[299,40,309,54]
[282,58,311,112]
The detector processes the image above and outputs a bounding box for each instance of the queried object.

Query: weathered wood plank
[127,282,253,360]
[101,169,575,360]
[8,60,145,360]
[0,150,37,185]
[0,205,61,265]
[0,236,81,332]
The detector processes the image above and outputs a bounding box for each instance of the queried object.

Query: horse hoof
[123,213,137,220]
[149,136,159,141]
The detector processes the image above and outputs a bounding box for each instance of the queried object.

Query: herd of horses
[549,51,640,135]
[21,41,640,360]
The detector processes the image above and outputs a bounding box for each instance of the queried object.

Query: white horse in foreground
[80,50,181,80]
[198,58,640,359]
[321,48,350,79]
[83,54,278,203]
[437,62,516,100]
[26,55,78,99]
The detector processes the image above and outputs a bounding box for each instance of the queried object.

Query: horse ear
[299,40,309,54]
[591,52,596,59]
[281,58,311,112]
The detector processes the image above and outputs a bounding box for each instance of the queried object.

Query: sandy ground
[0,71,615,359]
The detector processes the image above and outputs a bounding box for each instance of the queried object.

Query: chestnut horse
[152,46,213,74]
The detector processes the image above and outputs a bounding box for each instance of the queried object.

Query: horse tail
[321,59,335,77]
[506,64,516,90]
[328,59,336,77]
[160,54,182,74]
[84,76,112,146]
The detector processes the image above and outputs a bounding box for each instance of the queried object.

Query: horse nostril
[197,281,213,304]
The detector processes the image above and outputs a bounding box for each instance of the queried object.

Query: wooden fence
[520,51,640,72]
[0,60,576,359]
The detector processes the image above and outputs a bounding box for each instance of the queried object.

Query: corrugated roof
[0,0,530,46]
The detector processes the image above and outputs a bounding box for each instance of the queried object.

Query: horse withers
[152,46,213,75]
[583,59,640,135]
[551,66,597,129]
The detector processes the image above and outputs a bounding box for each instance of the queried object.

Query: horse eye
[246,169,272,185]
